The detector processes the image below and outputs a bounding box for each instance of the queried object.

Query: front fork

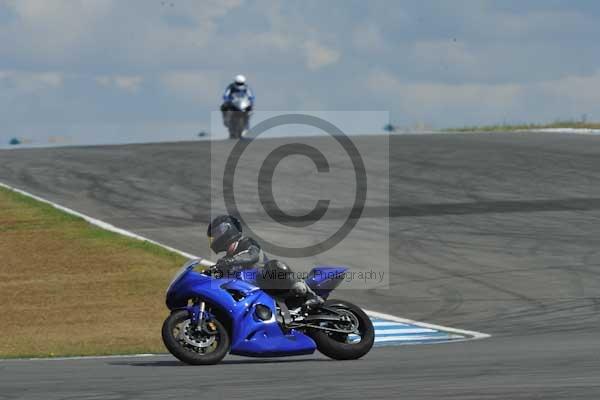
[188,299,205,328]
[188,299,217,335]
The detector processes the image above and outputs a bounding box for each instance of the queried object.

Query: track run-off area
[1,132,600,399]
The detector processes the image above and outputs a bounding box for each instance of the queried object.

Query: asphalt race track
[2,132,600,399]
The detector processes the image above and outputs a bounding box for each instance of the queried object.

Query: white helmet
[234,74,246,85]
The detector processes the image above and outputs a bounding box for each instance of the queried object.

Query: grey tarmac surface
[1,132,600,399]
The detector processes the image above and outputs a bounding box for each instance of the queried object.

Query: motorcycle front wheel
[161,309,230,365]
[228,113,247,139]
[310,300,375,360]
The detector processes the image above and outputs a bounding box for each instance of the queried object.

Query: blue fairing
[306,266,349,298]
[165,262,316,357]
[235,265,349,299]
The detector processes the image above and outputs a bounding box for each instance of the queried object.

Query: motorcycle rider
[220,75,254,128]
[206,215,324,310]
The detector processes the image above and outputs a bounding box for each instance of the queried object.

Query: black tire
[228,126,238,139]
[228,113,248,139]
[161,310,230,365]
[228,117,242,139]
[310,300,374,360]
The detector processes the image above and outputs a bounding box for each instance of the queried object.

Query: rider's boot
[291,282,325,311]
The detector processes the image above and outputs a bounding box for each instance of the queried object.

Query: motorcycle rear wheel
[310,300,374,360]
[162,310,230,365]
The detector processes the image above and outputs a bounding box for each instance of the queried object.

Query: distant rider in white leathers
[220,75,255,128]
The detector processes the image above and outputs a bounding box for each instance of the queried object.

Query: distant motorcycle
[222,91,253,139]
[162,259,375,365]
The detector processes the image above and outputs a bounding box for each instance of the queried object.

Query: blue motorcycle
[162,259,375,365]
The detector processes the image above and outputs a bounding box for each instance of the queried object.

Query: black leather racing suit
[213,236,264,278]
[213,236,324,308]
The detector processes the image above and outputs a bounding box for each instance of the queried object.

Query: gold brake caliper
[207,321,217,332]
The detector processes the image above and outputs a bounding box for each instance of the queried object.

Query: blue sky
[1,0,600,145]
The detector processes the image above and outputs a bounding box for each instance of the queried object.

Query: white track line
[365,309,490,340]
[374,335,464,343]
[371,321,409,327]
[375,328,437,335]
[0,181,214,267]
[0,180,490,361]
[527,128,600,135]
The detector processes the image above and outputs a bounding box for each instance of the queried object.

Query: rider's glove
[204,265,223,279]
[211,259,231,278]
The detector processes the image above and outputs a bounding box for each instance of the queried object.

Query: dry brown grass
[0,186,187,358]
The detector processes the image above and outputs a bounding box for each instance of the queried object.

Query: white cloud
[0,70,63,92]
[353,25,387,53]
[0,0,243,67]
[4,0,114,57]
[486,9,595,39]
[411,40,479,73]
[304,41,340,70]
[369,69,518,121]
[365,68,600,125]
[96,75,143,93]
[8,0,114,24]
[251,32,292,51]
[95,76,111,87]
[161,70,223,104]
[540,71,600,104]
[114,76,142,92]
[367,69,520,112]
